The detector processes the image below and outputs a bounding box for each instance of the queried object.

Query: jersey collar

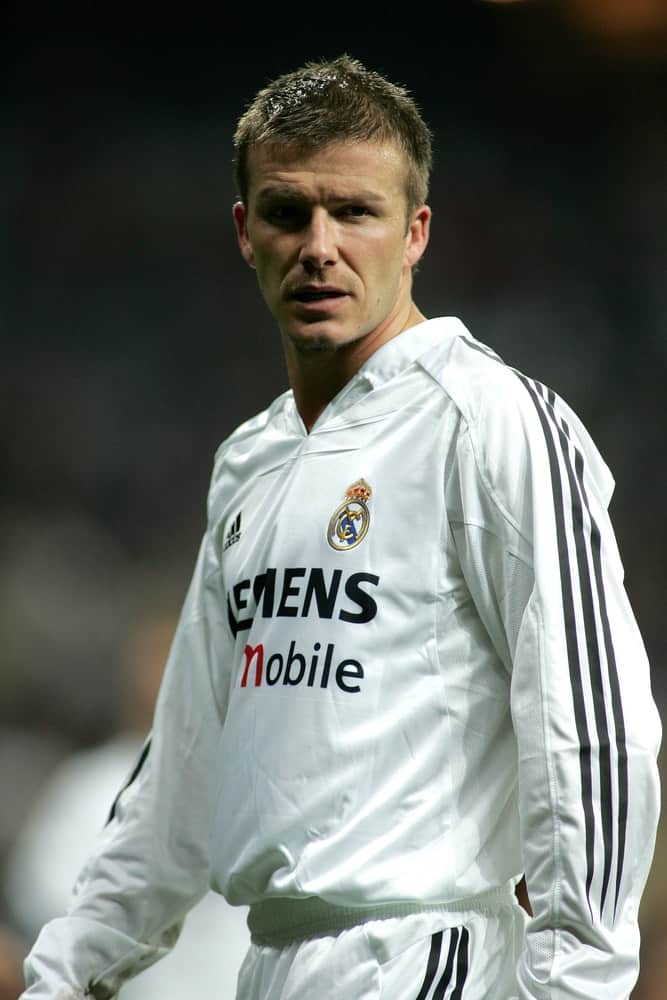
[284,316,467,434]
[356,316,466,390]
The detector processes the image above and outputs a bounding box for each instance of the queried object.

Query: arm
[451,374,661,998]
[21,530,231,1000]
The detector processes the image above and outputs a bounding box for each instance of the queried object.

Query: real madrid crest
[327,479,372,551]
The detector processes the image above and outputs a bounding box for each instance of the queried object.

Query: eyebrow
[255,185,387,205]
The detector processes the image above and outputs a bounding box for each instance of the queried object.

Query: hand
[515,875,532,916]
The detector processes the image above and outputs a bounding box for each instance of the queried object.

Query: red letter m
[240,644,264,687]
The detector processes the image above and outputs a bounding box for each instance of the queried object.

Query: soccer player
[21,55,661,999]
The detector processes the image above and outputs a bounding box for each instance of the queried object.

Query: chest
[215,399,456,607]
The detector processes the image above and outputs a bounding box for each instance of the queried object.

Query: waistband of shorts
[247,881,516,947]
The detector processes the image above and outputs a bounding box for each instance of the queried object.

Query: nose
[298,208,338,271]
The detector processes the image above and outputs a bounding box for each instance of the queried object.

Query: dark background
[2,0,666,992]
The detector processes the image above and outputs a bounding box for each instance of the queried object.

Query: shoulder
[211,389,292,471]
[203,390,293,519]
[417,319,536,432]
[422,320,614,517]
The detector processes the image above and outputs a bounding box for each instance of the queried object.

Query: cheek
[363,228,410,270]
[364,238,409,289]
[253,250,282,294]
[254,240,294,283]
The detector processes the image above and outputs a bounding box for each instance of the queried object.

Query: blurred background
[2,0,666,996]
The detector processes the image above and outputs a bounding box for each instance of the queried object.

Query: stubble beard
[289,333,340,355]
[284,321,365,358]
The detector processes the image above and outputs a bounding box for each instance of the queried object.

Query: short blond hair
[233,55,432,216]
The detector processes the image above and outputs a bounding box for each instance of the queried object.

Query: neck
[284,300,426,432]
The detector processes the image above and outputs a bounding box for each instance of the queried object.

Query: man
[22,55,661,999]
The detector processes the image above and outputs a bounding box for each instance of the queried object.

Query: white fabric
[237,902,528,999]
[21,318,661,999]
[6,737,249,999]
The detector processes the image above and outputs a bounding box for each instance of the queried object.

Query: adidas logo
[224,512,242,551]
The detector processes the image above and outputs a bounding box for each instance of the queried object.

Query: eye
[268,205,292,220]
[338,204,372,219]
[261,202,308,228]
[267,205,295,222]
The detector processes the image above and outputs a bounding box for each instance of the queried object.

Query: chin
[285,322,354,355]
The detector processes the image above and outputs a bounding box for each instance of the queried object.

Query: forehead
[245,140,409,202]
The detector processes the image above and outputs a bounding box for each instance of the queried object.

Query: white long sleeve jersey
[23,318,661,999]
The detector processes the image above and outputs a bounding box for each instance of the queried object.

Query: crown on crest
[345,479,373,503]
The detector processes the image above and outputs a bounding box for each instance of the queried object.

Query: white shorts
[235,898,528,999]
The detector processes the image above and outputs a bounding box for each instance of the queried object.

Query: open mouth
[291,288,347,303]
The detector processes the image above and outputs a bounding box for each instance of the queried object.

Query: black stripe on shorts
[414,931,443,1000]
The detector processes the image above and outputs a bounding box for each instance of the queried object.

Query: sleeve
[449,374,662,999]
[21,527,232,1000]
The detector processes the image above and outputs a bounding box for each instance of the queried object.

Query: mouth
[289,286,348,304]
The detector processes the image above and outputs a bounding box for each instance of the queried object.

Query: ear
[233,201,255,269]
[404,204,431,269]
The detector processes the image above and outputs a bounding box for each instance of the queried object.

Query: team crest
[327,479,372,551]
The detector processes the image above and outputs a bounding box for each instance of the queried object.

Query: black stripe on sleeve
[516,375,597,919]
[590,520,629,916]
[459,332,629,918]
[518,375,628,919]
[433,928,459,1000]
[460,336,504,364]
[414,931,443,1000]
[106,735,152,825]
[543,389,619,912]
[549,391,629,914]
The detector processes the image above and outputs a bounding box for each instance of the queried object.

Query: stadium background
[2,1,666,995]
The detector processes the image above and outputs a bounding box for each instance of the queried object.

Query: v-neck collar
[284,317,464,435]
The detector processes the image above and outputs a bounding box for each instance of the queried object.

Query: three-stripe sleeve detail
[415,927,470,1000]
[517,374,628,918]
